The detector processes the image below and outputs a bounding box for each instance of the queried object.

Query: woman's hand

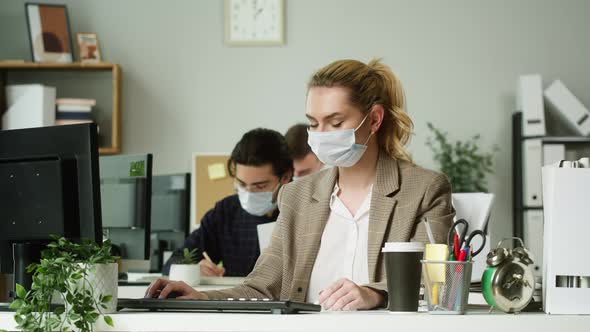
[144,278,209,300]
[318,278,384,311]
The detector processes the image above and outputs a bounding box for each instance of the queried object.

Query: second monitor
[100,154,152,272]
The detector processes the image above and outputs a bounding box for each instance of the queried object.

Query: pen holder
[421,260,472,315]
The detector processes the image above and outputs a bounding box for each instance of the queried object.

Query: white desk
[1,310,589,332]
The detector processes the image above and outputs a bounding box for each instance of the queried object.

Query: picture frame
[25,3,74,63]
[76,33,102,63]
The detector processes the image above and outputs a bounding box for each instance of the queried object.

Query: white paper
[257,222,276,252]
[452,193,495,282]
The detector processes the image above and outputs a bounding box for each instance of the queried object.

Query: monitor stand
[12,242,45,299]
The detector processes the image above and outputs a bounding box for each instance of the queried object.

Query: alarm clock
[481,237,535,313]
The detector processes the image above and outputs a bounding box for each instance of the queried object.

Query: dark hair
[285,123,312,160]
[228,128,293,178]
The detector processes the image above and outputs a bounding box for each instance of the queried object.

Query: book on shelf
[55,98,96,107]
[54,119,100,133]
[55,112,93,121]
[57,104,92,112]
[55,119,93,125]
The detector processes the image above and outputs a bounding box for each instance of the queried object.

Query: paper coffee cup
[382,242,424,312]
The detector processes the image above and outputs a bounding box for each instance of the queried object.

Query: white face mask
[237,183,280,217]
[307,114,373,167]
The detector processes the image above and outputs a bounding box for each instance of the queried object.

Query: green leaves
[181,248,199,264]
[15,283,26,299]
[426,122,498,193]
[10,236,117,332]
[8,299,24,310]
[104,315,114,327]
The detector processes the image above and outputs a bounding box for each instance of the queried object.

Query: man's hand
[145,278,208,299]
[200,260,225,277]
[318,278,385,311]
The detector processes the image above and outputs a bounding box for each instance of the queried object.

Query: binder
[544,80,590,136]
[518,74,546,136]
[3,84,56,130]
[542,164,590,314]
[523,139,543,207]
[523,210,544,277]
[542,144,566,166]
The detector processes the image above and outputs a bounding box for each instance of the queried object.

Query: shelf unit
[0,62,121,155]
[512,112,590,237]
[512,112,590,265]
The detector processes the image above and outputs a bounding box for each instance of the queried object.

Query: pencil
[424,217,435,244]
[202,251,214,264]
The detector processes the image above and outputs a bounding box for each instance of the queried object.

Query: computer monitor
[99,154,152,271]
[150,173,190,272]
[0,124,102,299]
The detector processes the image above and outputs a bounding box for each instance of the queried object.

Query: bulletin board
[190,153,234,230]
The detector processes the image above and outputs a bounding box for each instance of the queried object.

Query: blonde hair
[307,58,413,162]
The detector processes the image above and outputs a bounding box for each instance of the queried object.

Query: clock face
[225,0,284,45]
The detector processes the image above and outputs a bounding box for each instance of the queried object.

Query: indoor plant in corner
[169,248,201,286]
[426,122,498,193]
[8,235,118,332]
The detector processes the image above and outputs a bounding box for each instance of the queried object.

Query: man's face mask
[237,182,281,216]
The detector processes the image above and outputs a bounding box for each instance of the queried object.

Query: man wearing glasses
[163,128,293,277]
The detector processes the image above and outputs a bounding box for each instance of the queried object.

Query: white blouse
[306,183,371,304]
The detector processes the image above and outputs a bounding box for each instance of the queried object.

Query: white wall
[2,0,590,243]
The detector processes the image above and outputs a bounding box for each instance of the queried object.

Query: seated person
[163,128,292,277]
[285,123,324,180]
[149,59,454,310]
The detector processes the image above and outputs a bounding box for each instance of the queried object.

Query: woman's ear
[369,104,385,133]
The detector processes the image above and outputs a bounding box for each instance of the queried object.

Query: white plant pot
[84,262,119,313]
[169,264,200,286]
[52,262,118,313]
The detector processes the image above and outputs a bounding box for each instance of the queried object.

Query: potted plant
[8,235,118,332]
[426,122,498,193]
[168,248,200,286]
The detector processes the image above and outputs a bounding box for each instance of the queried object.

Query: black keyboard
[117,298,321,315]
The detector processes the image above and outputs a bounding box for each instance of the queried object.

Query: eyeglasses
[233,180,276,193]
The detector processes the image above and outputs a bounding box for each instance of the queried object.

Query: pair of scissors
[447,219,486,259]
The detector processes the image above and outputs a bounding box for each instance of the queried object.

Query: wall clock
[225,0,285,46]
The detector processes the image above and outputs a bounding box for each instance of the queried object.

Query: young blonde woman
[146,59,454,311]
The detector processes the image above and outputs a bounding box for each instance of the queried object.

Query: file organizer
[542,165,590,314]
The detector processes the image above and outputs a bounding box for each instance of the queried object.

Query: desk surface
[1,310,589,332]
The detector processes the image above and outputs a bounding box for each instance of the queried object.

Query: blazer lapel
[367,153,400,282]
[291,167,337,301]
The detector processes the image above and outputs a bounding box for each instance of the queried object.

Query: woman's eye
[309,123,318,129]
[332,122,343,128]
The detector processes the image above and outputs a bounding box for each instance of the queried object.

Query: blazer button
[297,287,303,292]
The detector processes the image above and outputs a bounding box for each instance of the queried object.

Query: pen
[453,234,460,259]
[424,217,436,244]
[458,246,467,262]
[203,251,224,268]
[202,251,214,265]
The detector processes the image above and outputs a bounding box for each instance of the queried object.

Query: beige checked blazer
[203,152,454,302]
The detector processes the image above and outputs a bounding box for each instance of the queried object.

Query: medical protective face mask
[307,114,374,167]
[237,183,280,217]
